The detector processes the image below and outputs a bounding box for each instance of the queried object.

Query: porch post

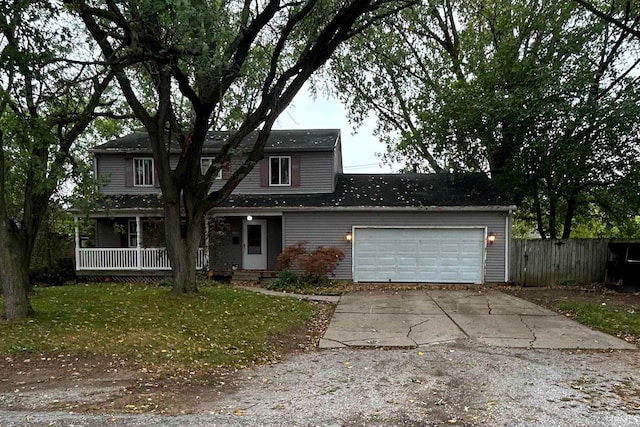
[74,216,80,270]
[136,215,142,270]
[204,214,210,270]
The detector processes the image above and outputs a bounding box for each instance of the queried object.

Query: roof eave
[213,205,517,213]
[71,204,516,216]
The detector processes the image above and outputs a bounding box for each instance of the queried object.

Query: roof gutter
[212,205,518,213]
[69,208,164,217]
[72,204,517,216]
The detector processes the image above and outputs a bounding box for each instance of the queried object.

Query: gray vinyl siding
[96,154,178,195]
[97,151,334,195]
[232,151,334,194]
[282,211,508,283]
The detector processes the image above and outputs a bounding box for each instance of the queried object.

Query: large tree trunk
[0,226,32,320]
[532,190,547,239]
[163,201,203,295]
[561,190,579,239]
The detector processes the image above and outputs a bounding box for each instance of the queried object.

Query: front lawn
[0,283,317,374]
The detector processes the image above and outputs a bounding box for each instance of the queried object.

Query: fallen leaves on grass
[0,283,317,375]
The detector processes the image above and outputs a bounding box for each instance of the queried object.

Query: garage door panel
[354,228,484,284]
[378,256,396,266]
[398,257,417,267]
[357,256,377,267]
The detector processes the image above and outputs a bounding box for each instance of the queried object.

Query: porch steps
[231,270,279,283]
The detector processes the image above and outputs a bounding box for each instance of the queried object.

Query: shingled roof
[221,173,511,208]
[91,129,340,154]
[87,173,513,212]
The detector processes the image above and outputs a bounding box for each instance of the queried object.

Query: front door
[242,219,267,270]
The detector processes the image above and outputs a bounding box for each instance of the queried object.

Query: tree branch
[574,0,640,39]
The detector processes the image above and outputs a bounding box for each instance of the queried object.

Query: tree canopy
[0,0,119,319]
[331,0,640,239]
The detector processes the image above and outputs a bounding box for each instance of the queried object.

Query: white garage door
[353,228,485,283]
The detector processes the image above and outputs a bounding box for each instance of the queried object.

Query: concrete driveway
[320,290,636,350]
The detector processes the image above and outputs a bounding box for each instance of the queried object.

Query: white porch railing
[76,248,208,271]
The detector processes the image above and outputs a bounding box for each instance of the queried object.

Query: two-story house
[72,129,515,284]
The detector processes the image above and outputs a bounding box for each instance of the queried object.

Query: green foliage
[0,1,128,319]
[266,271,341,294]
[331,0,640,239]
[268,271,304,292]
[0,283,316,371]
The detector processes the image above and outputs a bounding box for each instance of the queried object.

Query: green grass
[0,283,316,373]
[557,302,640,341]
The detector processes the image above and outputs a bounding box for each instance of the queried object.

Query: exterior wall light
[345,232,353,243]
[487,232,497,245]
[247,215,253,221]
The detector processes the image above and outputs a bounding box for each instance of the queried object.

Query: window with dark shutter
[269,156,291,186]
[124,158,133,187]
[133,158,154,186]
[291,155,300,187]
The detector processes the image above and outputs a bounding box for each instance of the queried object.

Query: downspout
[505,210,512,283]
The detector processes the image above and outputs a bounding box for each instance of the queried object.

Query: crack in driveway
[519,316,537,348]
[406,318,431,347]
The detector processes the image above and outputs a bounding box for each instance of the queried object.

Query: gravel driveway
[2,341,640,426]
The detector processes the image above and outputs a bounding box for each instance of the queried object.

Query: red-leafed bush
[277,241,345,279]
[299,246,345,278]
[277,241,308,270]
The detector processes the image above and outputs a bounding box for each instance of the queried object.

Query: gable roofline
[90,129,341,154]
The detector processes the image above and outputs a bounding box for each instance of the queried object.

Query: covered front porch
[76,247,209,271]
[73,214,209,273]
[208,213,283,274]
[72,210,282,275]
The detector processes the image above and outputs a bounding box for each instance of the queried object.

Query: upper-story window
[269,156,290,186]
[200,158,223,179]
[134,158,154,186]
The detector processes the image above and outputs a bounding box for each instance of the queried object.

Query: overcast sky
[274,84,399,174]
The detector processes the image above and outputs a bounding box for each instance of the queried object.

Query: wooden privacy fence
[510,239,610,286]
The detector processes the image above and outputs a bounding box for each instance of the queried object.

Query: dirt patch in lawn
[0,301,334,415]
[500,285,640,309]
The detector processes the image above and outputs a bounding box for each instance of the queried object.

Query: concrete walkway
[235,285,341,302]
[320,290,637,350]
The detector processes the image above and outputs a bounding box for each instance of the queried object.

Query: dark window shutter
[222,162,231,179]
[260,159,269,187]
[154,161,160,188]
[124,157,133,187]
[291,155,300,187]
